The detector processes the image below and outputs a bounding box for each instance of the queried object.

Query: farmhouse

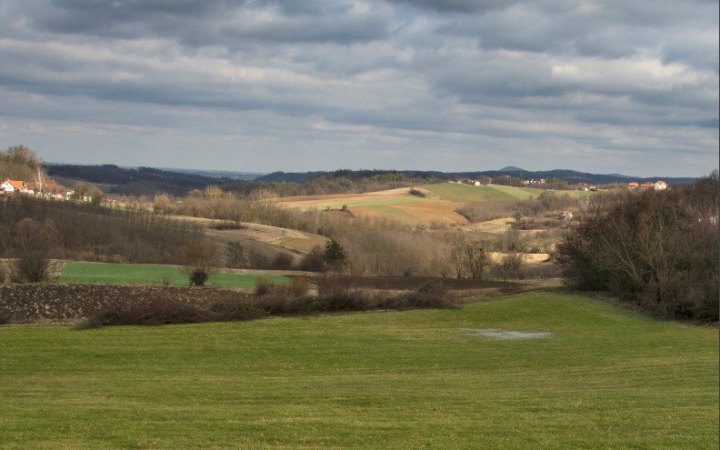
[0,179,27,194]
[627,182,639,188]
[654,180,668,190]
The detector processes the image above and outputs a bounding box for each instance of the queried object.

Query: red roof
[2,180,25,190]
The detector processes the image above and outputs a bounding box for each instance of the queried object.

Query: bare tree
[181,239,219,287]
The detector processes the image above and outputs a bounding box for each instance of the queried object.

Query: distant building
[654,180,668,190]
[640,182,655,188]
[627,182,639,188]
[0,179,27,193]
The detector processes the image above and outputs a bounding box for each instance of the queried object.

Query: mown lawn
[0,290,716,449]
[59,262,289,289]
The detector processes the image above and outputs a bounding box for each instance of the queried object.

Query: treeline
[557,173,719,321]
[49,165,443,198]
[0,196,207,265]
[224,171,442,198]
[48,164,233,197]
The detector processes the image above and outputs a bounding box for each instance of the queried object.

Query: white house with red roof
[654,180,668,190]
[0,179,27,193]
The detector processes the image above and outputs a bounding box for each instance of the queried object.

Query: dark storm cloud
[22,0,390,45]
[0,0,716,176]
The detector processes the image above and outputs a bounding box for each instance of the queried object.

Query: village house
[627,182,639,188]
[654,180,668,190]
[0,179,28,194]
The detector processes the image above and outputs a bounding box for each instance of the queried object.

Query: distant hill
[258,169,696,186]
[48,164,235,196]
[47,164,698,198]
[158,168,265,180]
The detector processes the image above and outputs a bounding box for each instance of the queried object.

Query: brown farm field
[274,183,573,226]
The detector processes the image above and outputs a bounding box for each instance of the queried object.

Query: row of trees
[0,196,212,274]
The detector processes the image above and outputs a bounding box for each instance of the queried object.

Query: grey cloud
[384,0,516,13]
[23,0,390,45]
[0,0,716,176]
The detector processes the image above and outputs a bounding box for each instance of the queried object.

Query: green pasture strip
[59,262,289,289]
[423,183,519,202]
[0,290,716,449]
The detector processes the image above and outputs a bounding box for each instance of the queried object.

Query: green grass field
[0,290,716,449]
[59,262,289,289]
[423,183,543,202]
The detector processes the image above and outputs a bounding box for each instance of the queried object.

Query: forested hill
[258,169,697,185]
[47,164,698,197]
[48,164,235,196]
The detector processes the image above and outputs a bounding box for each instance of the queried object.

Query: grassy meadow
[0,290,716,449]
[422,183,543,202]
[59,262,289,289]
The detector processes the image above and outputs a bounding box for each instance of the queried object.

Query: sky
[0,0,717,176]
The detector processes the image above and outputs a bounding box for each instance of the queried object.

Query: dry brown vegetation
[52,280,454,328]
[557,173,719,321]
[0,196,211,265]
[149,185,571,280]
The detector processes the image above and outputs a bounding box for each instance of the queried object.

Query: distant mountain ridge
[257,168,696,185]
[47,163,698,197]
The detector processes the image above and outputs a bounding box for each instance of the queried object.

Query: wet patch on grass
[461,328,554,340]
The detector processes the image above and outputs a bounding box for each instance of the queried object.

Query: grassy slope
[0,290,716,449]
[421,183,542,202]
[59,262,289,289]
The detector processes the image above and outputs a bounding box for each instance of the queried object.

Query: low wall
[0,284,248,323]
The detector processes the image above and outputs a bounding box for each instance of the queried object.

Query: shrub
[83,298,209,328]
[397,280,457,309]
[13,251,50,283]
[298,245,327,272]
[77,280,459,328]
[270,253,294,270]
[254,278,272,296]
[491,253,524,279]
[290,277,310,297]
[188,268,209,287]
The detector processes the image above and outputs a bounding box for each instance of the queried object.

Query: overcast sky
[0,0,717,176]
